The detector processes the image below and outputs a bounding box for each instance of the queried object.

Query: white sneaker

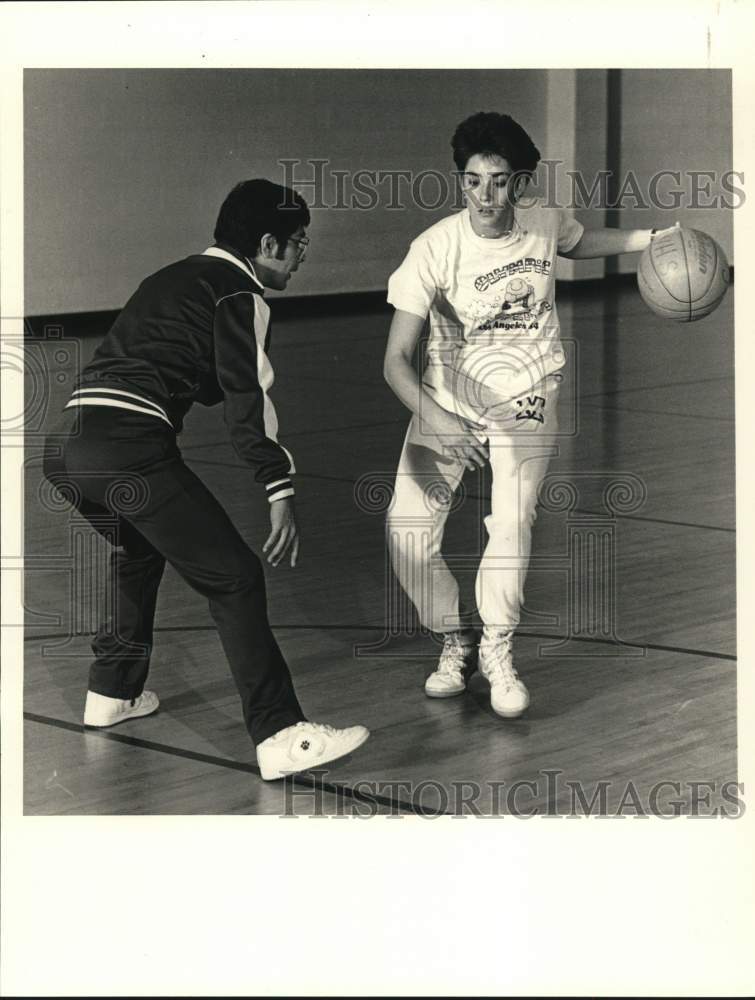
[479,630,529,718]
[83,689,160,727]
[256,721,370,781]
[424,632,478,698]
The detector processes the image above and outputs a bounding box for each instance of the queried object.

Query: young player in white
[384,112,673,718]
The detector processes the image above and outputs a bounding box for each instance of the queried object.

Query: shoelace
[438,635,473,675]
[482,636,520,690]
[294,721,340,738]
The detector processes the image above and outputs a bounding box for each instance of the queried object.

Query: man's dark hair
[214,179,310,259]
[451,112,541,176]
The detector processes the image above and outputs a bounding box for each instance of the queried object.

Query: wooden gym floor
[21,281,736,815]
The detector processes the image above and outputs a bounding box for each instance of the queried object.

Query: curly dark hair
[451,112,541,176]
[214,179,310,259]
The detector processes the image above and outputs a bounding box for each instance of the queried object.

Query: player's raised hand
[427,407,489,470]
[651,221,681,240]
[263,496,299,568]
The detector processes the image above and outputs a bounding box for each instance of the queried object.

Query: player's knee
[386,514,438,563]
[114,543,166,572]
[218,547,264,594]
[486,494,539,536]
[483,509,518,538]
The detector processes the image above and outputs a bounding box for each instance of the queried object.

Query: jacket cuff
[266,478,295,503]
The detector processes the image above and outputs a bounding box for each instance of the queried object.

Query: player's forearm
[564,227,654,259]
[384,353,449,427]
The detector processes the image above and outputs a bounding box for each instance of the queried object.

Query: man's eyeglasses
[287,235,310,260]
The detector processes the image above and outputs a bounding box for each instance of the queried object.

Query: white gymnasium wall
[613,69,734,273]
[538,68,609,282]
[24,69,548,314]
[538,69,734,279]
[23,68,735,315]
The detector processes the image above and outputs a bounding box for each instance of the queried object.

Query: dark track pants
[42,406,306,746]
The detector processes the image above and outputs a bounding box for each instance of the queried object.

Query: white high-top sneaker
[83,689,160,727]
[424,631,478,698]
[256,721,370,781]
[478,629,529,718]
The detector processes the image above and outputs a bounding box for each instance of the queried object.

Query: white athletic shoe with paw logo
[256,721,370,781]
[83,689,160,727]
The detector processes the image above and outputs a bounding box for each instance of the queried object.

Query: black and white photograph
[2,1,754,996]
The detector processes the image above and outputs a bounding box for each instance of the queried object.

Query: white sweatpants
[387,377,560,633]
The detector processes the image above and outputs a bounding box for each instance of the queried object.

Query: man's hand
[425,407,489,471]
[263,496,299,568]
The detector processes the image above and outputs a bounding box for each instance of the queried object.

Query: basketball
[637,227,730,322]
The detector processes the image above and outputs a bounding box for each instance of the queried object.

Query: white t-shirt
[387,200,584,420]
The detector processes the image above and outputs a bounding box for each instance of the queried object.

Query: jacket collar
[202,244,265,292]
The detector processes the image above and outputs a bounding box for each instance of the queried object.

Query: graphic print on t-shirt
[473,255,552,292]
[471,261,554,334]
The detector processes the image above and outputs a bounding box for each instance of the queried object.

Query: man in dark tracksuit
[42,179,369,781]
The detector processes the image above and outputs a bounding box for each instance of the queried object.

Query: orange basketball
[637,227,730,322]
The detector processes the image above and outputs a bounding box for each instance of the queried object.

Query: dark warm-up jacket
[65,244,295,503]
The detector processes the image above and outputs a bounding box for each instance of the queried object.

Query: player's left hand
[263,496,299,568]
[651,221,681,240]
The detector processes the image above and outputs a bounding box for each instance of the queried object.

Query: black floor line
[180,417,404,453]
[518,631,737,662]
[461,492,734,534]
[275,417,407,440]
[572,507,735,534]
[275,371,384,389]
[578,373,733,401]
[24,623,387,642]
[179,382,734,455]
[182,459,735,535]
[579,400,734,423]
[23,711,436,816]
[276,330,390,350]
[23,623,736,662]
